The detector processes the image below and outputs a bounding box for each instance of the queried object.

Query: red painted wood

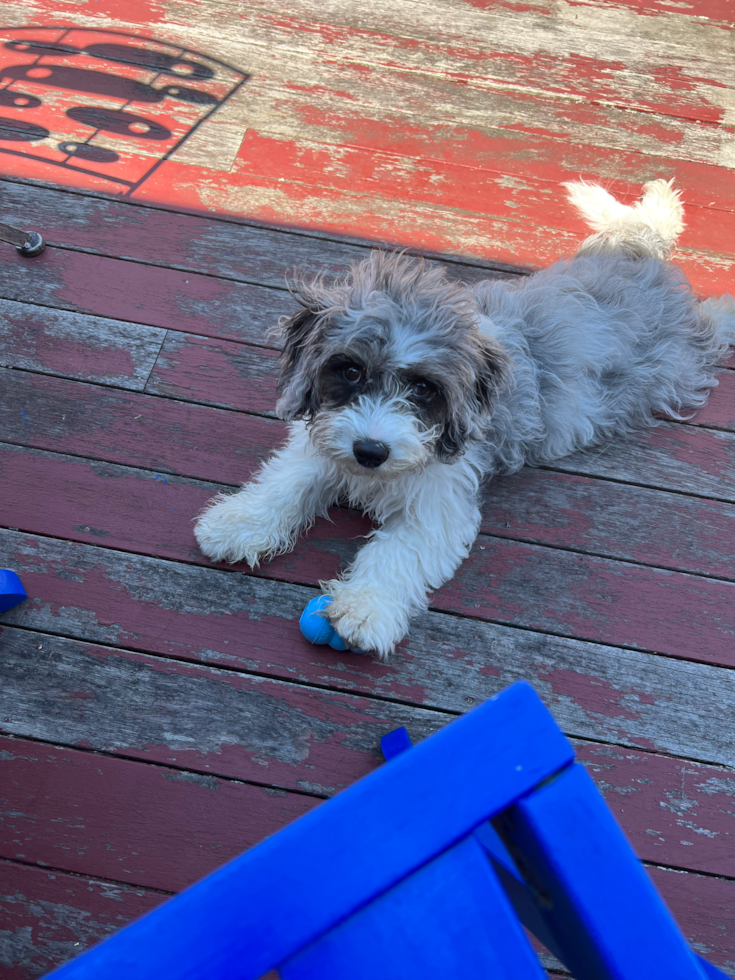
[0,244,293,345]
[0,299,165,389]
[146,332,280,415]
[0,859,163,980]
[479,468,735,580]
[4,443,735,671]
[136,158,735,298]
[648,865,735,975]
[688,369,735,431]
[576,742,735,879]
[1,371,285,484]
[436,535,735,666]
[0,735,317,892]
[0,442,359,579]
[2,733,732,889]
[5,523,735,771]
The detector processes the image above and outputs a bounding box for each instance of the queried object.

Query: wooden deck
[1,0,734,976]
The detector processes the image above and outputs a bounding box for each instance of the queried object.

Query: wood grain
[146,332,280,414]
[0,298,165,389]
[478,468,735,580]
[0,735,317,892]
[2,732,733,890]
[0,626,448,795]
[0,243,295,345]
[437,534,735,667]
[0,859,164,980]
[0,372,283,482]
[0,179,519,288]
[3,531,735,767]
[5,434,735,666]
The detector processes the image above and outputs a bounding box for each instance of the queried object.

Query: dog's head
[274,251,509,478]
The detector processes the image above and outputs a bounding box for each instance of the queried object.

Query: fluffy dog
[194,180,735,657]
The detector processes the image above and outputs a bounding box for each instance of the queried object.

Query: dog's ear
[474,335,510,411]
[437,335,509,461]
[274,279,330,421]
[275,306,320,420]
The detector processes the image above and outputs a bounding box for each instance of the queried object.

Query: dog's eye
[411,379,434,400]
[343,365,362,384]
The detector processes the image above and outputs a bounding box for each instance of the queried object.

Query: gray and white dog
[195,180,735,657]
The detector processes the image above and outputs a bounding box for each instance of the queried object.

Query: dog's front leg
[325,463,481,658]
[194,422,339,566]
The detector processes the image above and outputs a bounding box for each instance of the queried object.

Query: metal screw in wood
[0,219,45,256]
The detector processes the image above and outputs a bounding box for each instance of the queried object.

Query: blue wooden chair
[44,681,726,979]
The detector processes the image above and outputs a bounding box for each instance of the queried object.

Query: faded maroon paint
[576,742,735,878]
[0,245,292,345]
[481,469,735,580]
[146,333,280,415]
[437,536,735,665]
[689,369,735,431]
[0,736,317,891]
[1,372,285,484]
[0,302,163,388]
[0,628,445,796]
[0,859,163,980]
[648,865,735,974]
[3,732,733,892]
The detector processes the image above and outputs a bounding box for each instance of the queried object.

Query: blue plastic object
[299,595,355,651]
[44,681,726,980]
[0,569,27,613]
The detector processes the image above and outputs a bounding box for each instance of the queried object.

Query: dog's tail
[563,178,685,260]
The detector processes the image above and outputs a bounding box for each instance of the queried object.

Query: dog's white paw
[194,488,295,566]
[324,582,410,659]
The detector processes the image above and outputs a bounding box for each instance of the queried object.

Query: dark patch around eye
[403,374,447,427]
[319,355,367,407]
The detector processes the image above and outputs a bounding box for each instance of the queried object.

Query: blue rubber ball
[299,596,348,650]
[0,569,27,614]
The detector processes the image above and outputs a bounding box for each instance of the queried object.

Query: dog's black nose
[353,440,390,469]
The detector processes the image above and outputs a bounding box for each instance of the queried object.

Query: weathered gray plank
[0,298,165,390]
[554,421,735,503]
[0,626,445,796]
[0,179,518,292]
[0,859,165,980]
[3,537,735,767]
[145,332,279,415]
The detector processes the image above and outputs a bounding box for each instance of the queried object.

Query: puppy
[195,180,735,658]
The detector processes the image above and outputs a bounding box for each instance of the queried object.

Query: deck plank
[5,440,735,667]
[0,859,164,980]
[0,856,731,980]
[3,534,735,766]
[2,733,733,889]
[0,736,317,892]
[0,626,448,795]
[7,367,735,502]
[0,299,165,388]
[1,0,735,970]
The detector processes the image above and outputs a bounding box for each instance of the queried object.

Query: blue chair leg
[495,762,708,980]
[279,834,548,980]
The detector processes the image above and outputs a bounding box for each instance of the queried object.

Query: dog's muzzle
[353,440,390,469]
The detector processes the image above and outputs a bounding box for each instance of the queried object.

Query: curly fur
[195,179,735,658]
